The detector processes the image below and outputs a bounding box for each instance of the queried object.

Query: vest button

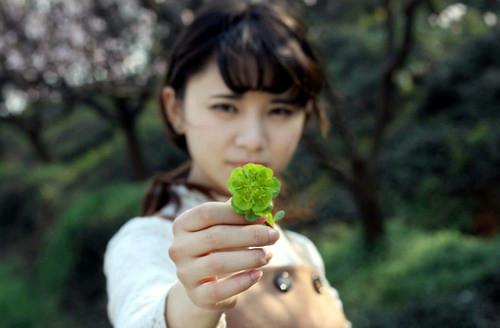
[312,274,323,294]
[274,271,292,292]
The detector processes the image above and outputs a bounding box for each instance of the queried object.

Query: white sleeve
[104,216,228,328]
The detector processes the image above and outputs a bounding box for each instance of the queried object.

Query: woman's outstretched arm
[104,216,224,328]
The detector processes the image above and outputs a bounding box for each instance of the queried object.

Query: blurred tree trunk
[26,127,53,163]
[78,95,147,181]
[114,97,147,181]
[77,76,157,181]
[307,0,425,248]
[351,160,384,247]
[1,115,53,163]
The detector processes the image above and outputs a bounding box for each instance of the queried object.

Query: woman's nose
[234,116,267,152]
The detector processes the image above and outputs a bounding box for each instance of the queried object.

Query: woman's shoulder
[281,228,316,250]
[157,182,227,217]
[280,228,325,271]
[118,215,173,232]
[106,215,173,251]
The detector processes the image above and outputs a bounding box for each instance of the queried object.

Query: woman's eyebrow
[209,94,298,105]
[271,98,297,105]
[210,93,242,99]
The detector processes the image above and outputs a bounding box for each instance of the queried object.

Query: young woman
[104,1,350,327]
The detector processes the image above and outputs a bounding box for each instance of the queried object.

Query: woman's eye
[209,104,237,113]
[269,107,294,117]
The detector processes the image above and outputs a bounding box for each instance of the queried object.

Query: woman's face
[163,60,307,196]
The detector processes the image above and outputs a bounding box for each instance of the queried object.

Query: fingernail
[268,229,279,241]
[264,249,273,261]
[250,270,263,282]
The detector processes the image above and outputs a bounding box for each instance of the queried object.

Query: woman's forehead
[186,60,230,94]
[186,59,298,101]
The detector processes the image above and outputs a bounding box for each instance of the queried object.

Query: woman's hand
[168,201,280,310]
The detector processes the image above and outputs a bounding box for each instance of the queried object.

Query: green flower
[227,163,285,226]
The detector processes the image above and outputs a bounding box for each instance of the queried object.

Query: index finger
[175,201,266,232]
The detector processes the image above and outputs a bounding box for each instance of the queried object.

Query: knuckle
[175,265,189,281]
[187,289,205,307]
[172,216,183,234]
[168,244,180,262]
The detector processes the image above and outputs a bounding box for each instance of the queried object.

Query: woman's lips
[228,161,267,167]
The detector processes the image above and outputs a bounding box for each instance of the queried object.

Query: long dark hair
[143,0,327,217]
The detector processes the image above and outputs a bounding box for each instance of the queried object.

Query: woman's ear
[161,86,185,134]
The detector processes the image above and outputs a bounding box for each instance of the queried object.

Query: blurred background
[1,0,499,327]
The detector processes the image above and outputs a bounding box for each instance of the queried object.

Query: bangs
[215,14,322,107]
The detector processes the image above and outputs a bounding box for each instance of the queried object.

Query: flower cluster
[227,163,285,226]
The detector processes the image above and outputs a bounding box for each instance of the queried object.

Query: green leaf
[266,213,275,227]
[232,193,252,211]
[274,210,285,222]
[271,177,281,197]
[227,163,284,225]
[245,213,262,221]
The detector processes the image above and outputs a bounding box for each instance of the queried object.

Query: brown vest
[225,264,348,328]
[225,231,348,328]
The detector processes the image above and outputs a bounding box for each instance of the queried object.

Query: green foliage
[137,104,188,172]
[389,177,473,232]
[46,108,113,162]
[227,163,284,226]
[36,182,144,299]
[0,168,145,326]
[317,221,500,327]
[322,28,382,98]
[0,165,42,230]
[0,124,34,163]
[65,134,129,187]
[378,28,500,232]
[419,30,500,121]
[0,263,69,328]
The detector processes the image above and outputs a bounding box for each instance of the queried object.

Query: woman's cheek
[273,129,302,171]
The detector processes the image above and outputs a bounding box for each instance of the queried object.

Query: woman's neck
[186,169,231,200]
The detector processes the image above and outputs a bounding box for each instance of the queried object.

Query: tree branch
[81,96,116,123]
[384,0,395,54]
[131,75,158,118]
[370,0,424,162]
[323,79,362,163]
[302,127,355,189]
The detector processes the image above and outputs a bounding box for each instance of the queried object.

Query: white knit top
[103,184,346,328]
